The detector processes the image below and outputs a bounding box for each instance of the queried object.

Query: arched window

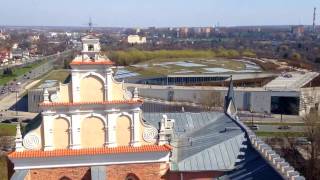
[125,173,139,180]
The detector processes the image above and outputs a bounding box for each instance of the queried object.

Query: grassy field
[256,131,305,137]
[126,58,247,77]
[31,69,70,89]
[108,49,256,66]
[0,60,46,86]
[41,69,70,83]
[0,123,16,136]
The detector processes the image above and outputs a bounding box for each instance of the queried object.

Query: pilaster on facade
[103,123,109,147]
[106,68,113,101]
[71,71,81,102]
[131,109,142,147]
[67,128,73,149]
[43,114,54,151]
[106,112,117,147]
[71,114,81,149]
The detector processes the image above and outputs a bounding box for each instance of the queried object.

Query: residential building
[127,35,147,44]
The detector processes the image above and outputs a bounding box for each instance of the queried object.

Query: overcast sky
[0,0,319,27]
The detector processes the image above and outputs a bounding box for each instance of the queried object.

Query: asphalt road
[0,50,74,121]
[0,50,73,99]
[254,124,305,132]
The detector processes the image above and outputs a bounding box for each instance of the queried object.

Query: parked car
[278,125,291,130]
[248,125,259,130]
[295,137,311,145]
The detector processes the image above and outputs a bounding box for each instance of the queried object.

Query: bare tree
[199,91,223,111]
[303,109,320,180]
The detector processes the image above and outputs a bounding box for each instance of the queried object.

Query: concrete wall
[136,87,300,114]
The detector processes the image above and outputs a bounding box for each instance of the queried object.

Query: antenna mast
[313,7,316,32]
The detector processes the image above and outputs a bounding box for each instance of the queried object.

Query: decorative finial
[159,115,167,145]
[15,123,24,152]
[43,88,49,102]
[133,87,139,100]
[158,114,175,145]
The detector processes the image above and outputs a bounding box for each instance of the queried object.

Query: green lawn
[0,60,46,85]
[31,69,70,90]
[255,131,305,137]
[42,69,70,83]
[0,123,16,136]
[126,57,247,77]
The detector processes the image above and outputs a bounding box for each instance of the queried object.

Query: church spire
[226,76,234,103]
[224,76,237,116]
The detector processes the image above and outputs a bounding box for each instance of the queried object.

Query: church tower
[81,34,101,60]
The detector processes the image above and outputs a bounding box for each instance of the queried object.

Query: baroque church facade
[9,34,172,179]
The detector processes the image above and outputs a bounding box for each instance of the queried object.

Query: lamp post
[15,82,21,116]
[250,107,254,127]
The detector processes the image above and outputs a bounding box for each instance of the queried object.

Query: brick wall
[10,162,223,180]
[27,166,91,180]
[106,162,168,180]
[165,171,224,180]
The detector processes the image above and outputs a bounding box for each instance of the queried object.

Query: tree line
[107,49,256,66]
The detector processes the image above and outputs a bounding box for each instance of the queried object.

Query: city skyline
[0,0,319,27]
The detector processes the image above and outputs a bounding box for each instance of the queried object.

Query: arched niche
[81,116,105,148]
[116,115,132,146]
[80,75,104,102]
[52,117,70,149]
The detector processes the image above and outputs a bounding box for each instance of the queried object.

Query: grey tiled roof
[143,112,283,179]
[222,144,283,180]
[144,112,244,171]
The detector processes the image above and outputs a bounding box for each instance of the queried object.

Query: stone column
[43,114,54,151]
[70,114,81,149]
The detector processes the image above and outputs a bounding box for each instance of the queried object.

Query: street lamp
[15,82,21,116]
[250,107,254,127]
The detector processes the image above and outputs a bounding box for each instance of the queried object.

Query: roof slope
[143,112,282,179]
